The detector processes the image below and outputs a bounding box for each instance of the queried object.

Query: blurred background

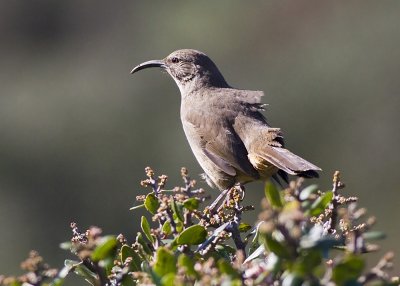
[1,1,399,281]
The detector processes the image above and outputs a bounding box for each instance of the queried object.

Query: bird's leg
[206,185,247,255]
[208,188,230,214]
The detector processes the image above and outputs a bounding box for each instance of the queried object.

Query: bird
[131,49,321,193]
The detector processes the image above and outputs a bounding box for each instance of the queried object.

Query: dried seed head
[181,167,188,177]
[145,167,154,178]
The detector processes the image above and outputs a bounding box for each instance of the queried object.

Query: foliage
[1,168,399,286]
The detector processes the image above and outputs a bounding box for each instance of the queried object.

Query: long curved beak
[130,59,166,74]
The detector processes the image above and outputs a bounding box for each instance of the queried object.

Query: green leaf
[63,259,79,268]
[160,273,176,286]
[59,241,72,250]
[214,244,237,260]
[178,253,198,278]
[141,216,154,243]
[249,223,262,255]
[217,259,240,279]
[265,252,282,273]
[171,197,184,222]
[49,277,66,286]
[177,225,207,245]
[162,220,172,236]
[183,197,200,211]
[136,232,153,255]
[245,245,265,263]
[282,273,304,286]
[238,222,252,232]
[6,281,22,286]
[91,236,118,262]
[144,193,160,214]
[153,247,177,277]
[142,260,162,286]
[292,249,322,276]
[120,244,142,271]
[332,254,365,285]
[299,184,319,201]
[282,201,301,214]
[307,191,333,216]
[264,235,291,259]
[265,181,283,208]
[363,231,386,240]
[301,200,312,210]
[65,259,99,285]
[176,221,183,233]
[300,231,341,251]
[120,275,137,286]
[169,237,179,249]
[57,263,72,280]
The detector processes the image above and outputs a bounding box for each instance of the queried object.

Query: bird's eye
[171,57,179,63]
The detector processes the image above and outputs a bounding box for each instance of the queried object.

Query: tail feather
[252,145,321,179]
[297,170,319,178]
[272,169,289,187]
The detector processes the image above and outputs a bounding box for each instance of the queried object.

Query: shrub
[1,168,398,285]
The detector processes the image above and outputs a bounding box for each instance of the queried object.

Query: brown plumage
[131,49,321,190]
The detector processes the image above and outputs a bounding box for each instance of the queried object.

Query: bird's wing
[185,119,257,177]
[202,144,237,176]
[233,112,321,177]
[182,101,258,179]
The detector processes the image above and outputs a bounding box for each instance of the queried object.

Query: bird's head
[131,49,229,94]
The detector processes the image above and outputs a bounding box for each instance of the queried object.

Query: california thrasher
[131,49,321,191]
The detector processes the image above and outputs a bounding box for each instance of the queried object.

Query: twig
[325,171,341,234]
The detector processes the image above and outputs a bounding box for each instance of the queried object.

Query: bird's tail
[248,145,321,180]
